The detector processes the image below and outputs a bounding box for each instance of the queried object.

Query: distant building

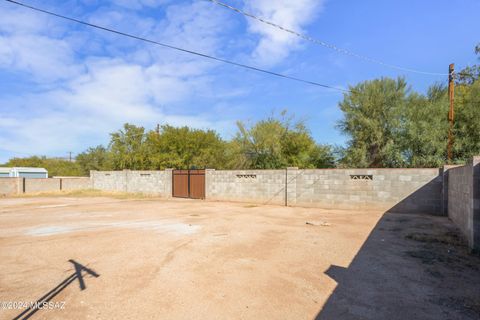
[0,167,10,178]
[0,167,48,178]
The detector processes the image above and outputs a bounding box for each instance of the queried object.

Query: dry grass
[12,189,160,199]
[405,231,463,246]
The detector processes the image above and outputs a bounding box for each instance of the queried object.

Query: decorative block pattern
[206,167,443,214]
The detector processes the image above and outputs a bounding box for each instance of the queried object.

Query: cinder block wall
[441,165,463,215]
[206,169,287,205]
[292,168,442,213]
[24,178,61,193]
[0,177,92,195]
[124,170,171,195]
[448,157,480,251]
[206,168,442,214]
[91,171,127,192]
[90,170,172,197]
[61,177,92,191]
[0,178,22,196]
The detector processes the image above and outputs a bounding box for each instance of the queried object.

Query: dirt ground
[0,196,479,320]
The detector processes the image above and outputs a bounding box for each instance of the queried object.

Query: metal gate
[172,169,205,199]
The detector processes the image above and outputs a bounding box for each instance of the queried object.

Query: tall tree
[338,77,408,168]
[403,85,449,167]
[229,111,334,169]
[144,125,228,169]
[338,44,480,168]
[455,43,480,85]
[109,123,148,170]
[453,78,480,161]
[451,44,480,161]
[76,145,111,174]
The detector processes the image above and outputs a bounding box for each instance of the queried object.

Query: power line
[4,0,350,93]
[206,0,449,77]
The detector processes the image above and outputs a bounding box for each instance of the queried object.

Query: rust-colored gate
[172,169,205,199]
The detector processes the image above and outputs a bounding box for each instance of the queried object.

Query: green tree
[109,123,148,170]
[455,43,480,85]
[76,145,112,174]
[144,125,227,169]
[338,77,408,168]
[403,85,449,167]
[229,111,334,169]
[453,78,480,162]
[310,144,336,168]
[451,44,480,161]
[337,44,480,168]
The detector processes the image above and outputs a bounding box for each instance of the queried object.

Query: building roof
[10,167,48,173]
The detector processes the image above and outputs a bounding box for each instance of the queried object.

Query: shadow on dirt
[315,212,480,320]
[13,260,99,320]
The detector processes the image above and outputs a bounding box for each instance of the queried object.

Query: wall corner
[471,157,480,251]
[441,165,449,216]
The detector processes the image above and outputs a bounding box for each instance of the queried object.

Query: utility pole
[68,151,72,162]
[447,63,455,164]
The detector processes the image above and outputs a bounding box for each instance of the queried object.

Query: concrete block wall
[124,170,171,195]
[448,157,480,251]
[91,171,127,192]
[1,177,92,196]
[206,168,442,214]
[0,178,23,196]
[24,178,61,193]
[441,166,458,216]
[61,177,92,191]
[475,158,480,251]
[293,168,442,213]
[1,160,479,250]
[90,170,172,197]
[206,169,286,205]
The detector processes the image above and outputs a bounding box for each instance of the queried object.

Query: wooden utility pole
[447,63,455,164]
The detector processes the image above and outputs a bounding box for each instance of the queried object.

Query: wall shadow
[13,260,99,320]
[386,170,443,215]
[314,209,480,319]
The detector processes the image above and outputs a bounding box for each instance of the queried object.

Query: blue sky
[0,0,479,163]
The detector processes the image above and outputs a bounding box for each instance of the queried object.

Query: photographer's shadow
[13,259,99,320]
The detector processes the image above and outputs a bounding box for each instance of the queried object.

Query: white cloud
[0,0,239,162]
[110,0,171,10]
[0,5,83,83]
[58,58,215,121]
[243,0,324,66]
[0,58,233,162]
[0,34,84,83]
[158,1,227,54]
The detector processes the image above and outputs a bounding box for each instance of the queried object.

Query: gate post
[165,168,173,198]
